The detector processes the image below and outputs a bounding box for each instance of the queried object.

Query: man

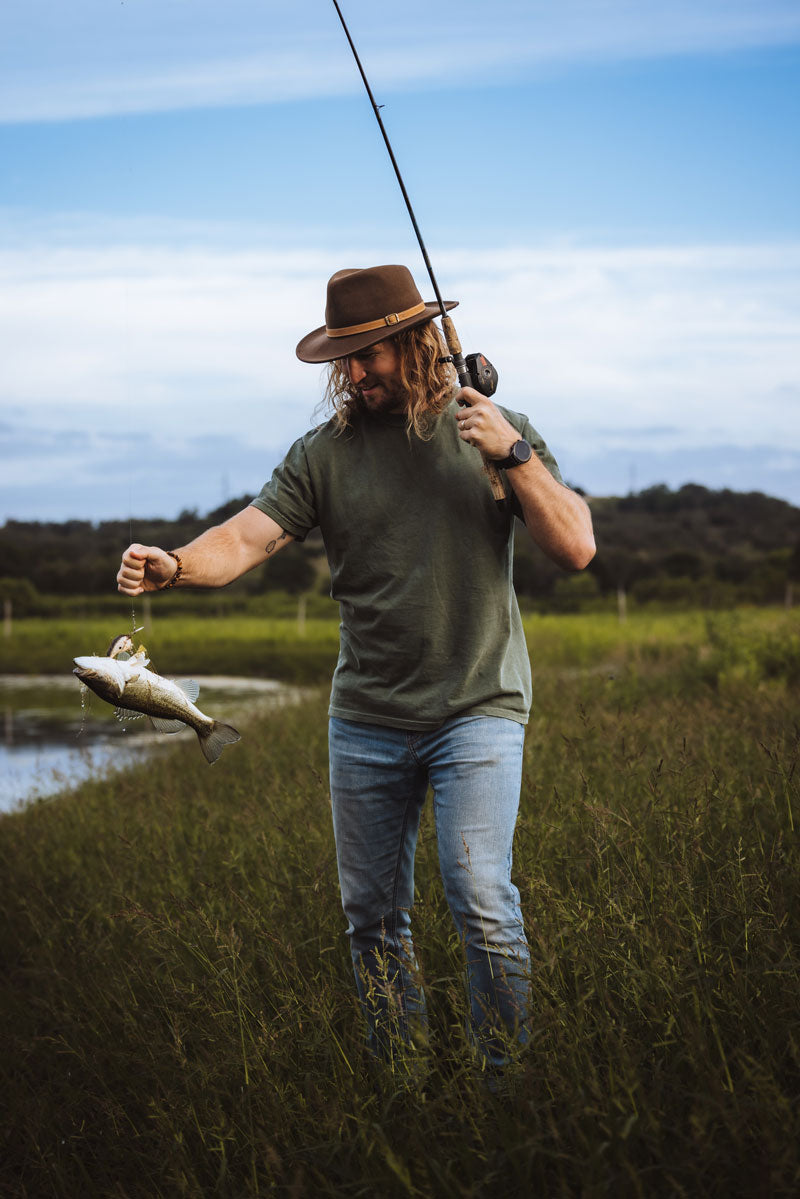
[117,264,595,1073]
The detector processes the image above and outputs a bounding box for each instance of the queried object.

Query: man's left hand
[454,388,522,461]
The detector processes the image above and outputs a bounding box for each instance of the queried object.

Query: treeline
[0,496,326,615]
[517,483,800,609]
[1,483,799,613]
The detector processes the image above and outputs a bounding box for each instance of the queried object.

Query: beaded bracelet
[162,550,183,590]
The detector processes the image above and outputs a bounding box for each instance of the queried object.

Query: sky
[1,0,799,522]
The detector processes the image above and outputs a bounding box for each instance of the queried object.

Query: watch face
[512,439,532,465]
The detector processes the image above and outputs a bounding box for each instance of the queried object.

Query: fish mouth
[73,665,101,688]
[72,659,125,699]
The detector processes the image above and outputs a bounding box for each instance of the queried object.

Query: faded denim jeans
[328,714,530,1069]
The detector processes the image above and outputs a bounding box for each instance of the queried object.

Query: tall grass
[1,610,798,1196]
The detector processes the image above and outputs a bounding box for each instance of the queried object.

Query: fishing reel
[465,352,498,397]
[439,351,499,398]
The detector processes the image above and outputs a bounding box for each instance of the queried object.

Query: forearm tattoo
[265,530,288,558]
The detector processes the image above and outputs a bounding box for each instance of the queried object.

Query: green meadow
[3,603,798,681]
[1,608,799,1196]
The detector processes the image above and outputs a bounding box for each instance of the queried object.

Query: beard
[357,377,408,415]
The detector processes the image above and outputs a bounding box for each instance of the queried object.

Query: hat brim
[295,299,458,364]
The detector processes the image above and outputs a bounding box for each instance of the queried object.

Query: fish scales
[73,654,240,764]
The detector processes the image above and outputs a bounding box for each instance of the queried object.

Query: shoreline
[0,675,315,814]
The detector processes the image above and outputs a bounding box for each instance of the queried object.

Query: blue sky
[1,0,798,520]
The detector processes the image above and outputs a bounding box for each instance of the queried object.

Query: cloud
[2,1,799,123]
[563,442,800,503]
[437,243,800,453]
[0,416,288,522]
[1,217,798,517]
[0,238,335,428]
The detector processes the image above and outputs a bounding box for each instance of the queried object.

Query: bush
[0,576,40,617]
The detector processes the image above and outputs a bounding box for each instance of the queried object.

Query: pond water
[0,675,305,814]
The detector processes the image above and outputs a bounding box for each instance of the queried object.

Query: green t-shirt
[251,399,562,731]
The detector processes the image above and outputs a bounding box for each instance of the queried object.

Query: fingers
[454,395,519,460]
[116,544,170,595]
[454,385,482,408]
[121,543,149,568]
[117,549,145,595]
[455,395,490,446]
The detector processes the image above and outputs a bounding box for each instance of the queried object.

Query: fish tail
[199,721,241,764]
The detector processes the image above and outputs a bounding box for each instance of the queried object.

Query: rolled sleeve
[250,436,318,542]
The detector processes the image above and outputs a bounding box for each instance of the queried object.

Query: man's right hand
[117,544,177,595]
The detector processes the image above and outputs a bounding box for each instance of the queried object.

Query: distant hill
[1,483,799,610]
[515,482,800,608]
[0,496,325,608]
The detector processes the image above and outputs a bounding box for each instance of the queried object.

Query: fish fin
[198,721,241,764]
[114,707,145,721]
[174,678,200,703]
[149,717,187,735]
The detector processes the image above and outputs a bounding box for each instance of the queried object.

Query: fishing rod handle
[441,316,507,504]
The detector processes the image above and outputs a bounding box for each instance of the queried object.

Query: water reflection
[0,675,302,814]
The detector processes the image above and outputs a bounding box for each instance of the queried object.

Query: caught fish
[73,645,241,765]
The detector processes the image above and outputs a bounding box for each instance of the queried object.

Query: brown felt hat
[295,264,458,363]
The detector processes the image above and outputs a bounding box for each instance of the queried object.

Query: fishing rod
[330,0,506,504]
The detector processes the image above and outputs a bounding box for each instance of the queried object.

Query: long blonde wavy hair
[322,320,456,439]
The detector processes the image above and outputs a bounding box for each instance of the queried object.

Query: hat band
[326,300,426,338]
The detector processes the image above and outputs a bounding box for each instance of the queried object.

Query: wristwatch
[496,438,533,470]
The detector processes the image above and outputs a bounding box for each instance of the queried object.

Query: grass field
[1,609,799,1196]
[3,604,798,682]
[0,612,342,683]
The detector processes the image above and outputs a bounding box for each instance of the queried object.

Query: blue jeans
[328,714,530,1069]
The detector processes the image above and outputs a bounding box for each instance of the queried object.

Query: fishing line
[128,515,138,637]
[329,0,507,504]
[126,395,138,638]
[122,241,143,644]
[330,0,447,319]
